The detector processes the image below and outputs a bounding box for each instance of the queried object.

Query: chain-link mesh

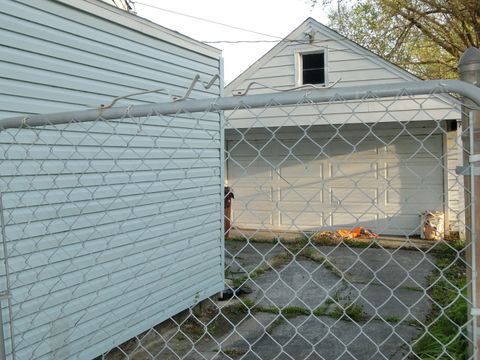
[0,82,478,360]
[0,109,224,360]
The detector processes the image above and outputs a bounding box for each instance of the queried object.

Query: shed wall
[0,1,223,359]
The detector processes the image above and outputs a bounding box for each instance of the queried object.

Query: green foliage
[254,305,311,318]
[281,306,311,318]
[230,251,291,288]
[383,316,400,323]
[330,303,367,322]
[266,317,285,334]
[222,347,247,357]
[313,304,329,316]
[324,0,479,79]
[413,249,468,359]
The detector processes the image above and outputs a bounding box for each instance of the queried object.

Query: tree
[321,0,480,79]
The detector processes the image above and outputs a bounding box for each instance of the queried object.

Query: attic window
[297,51,326,86]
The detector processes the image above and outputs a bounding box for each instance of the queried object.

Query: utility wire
[133,1,282,40]
[132,1,426,73]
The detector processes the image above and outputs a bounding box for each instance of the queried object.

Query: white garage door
[227,126,444,236]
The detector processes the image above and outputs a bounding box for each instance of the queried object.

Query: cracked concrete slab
[245,259,344,309]
[225,241,286,274]
[139,240,436,360]
[220,241,435,359]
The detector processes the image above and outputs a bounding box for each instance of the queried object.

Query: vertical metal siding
[0,1,223,359]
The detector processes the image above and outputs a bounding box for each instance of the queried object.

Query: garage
[226,123,446,236]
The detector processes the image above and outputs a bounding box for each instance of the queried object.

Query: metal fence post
[459,47,480,353]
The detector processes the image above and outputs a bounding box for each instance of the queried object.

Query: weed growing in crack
[383,316,400,323]
[266,317,285,334]
[230,251,291,288]
[331,303,367,322]
[313,304,329,316]
[222,347,247,357]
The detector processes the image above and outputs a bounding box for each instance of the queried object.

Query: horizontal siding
[1,119,222,359]
[0,1,222,359]
[0,0,220,118]
[228,28,406,95]
[226,97,459,128]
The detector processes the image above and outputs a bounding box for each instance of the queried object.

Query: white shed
[225,18,462,237]
[0,1,223,359]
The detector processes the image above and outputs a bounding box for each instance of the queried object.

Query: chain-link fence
[0,80,478,359]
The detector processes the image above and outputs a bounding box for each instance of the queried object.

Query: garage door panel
[323,141,379,156]
[329,212,379,228]
[227,132,444,235]
[329,162,378,180]
[330,187,378,205]
[279,177,324,188]
[277,201,326,212]
[229,163,273,180]
[280,211,323,227]
[385,163,443,184]
[279,161,323,179]
[234,210,273,227]
[234,186,273,201]
[287,141,324,157]
[385,188,443,206]
[279,188,323,202]
[380,214,422,234]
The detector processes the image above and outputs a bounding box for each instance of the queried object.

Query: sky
[132,0,330,84]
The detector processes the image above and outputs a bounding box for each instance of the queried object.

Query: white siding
[225,21,458,128]
[0,0,221,117]
[0,1,222,359]
[226,20,410,95]
[446,128,464,233]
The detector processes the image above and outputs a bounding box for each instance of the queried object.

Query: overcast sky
[133,0,330,84]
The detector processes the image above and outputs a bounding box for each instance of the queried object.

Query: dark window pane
[302,53,325,84]
[303,53,324,69]
[303,69,325,84]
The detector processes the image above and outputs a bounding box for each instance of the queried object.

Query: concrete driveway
[219,239,436,360]
[105,239,437,360]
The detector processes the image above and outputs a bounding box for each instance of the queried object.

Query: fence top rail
[0,79,478,130]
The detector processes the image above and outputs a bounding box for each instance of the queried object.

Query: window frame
[295,48,328,87]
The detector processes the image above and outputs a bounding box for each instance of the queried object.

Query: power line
[204,40,282,44]
[133,1,282,40]
[131,1,424,76]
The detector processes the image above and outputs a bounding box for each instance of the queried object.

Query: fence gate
[0,79,478,360]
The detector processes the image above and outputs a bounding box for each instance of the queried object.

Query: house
[0,1,223,359]
[224,18,462,237]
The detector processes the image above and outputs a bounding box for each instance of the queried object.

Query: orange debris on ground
[327,227,377,239]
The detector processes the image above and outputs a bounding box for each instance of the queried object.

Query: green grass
[254,305,279,315]
[401,285,423,292]
[230,252,291,288]
[383,316,400,324]
[413,247,469,359]
[266,317,285,334]
[222,347,247,357]
[313,304,329,316]
[254,305,311,318]
[330,303,367,322]
[281,306,311,318]
[241,298,255,308]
